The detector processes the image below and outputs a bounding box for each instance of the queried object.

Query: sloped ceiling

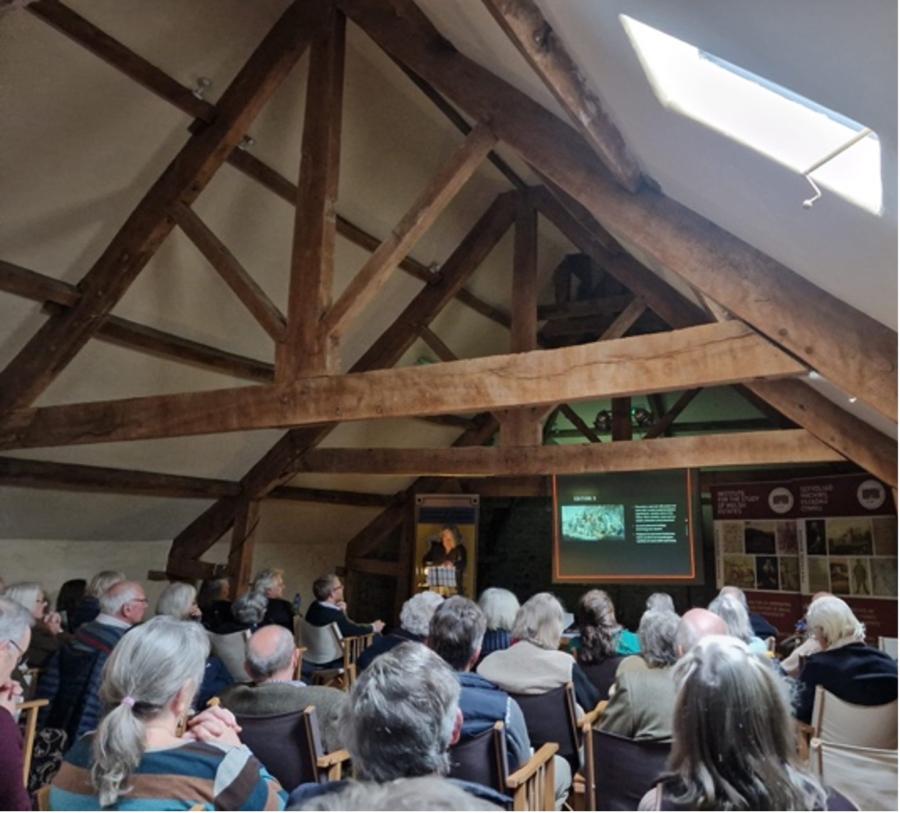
[0,0,896,540]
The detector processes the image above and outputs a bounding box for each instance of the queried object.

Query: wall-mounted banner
[414,494,479,598]
[711,474,896,637]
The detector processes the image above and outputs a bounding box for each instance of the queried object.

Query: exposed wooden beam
[746,379,898,488]
[0,322,806,449]
[558,404,601,443]
[481,0,642,192]
[278,9,345,377]
[166,196,514,570]
[419,327,458,362]
[28,0,216,122]
[298,430,843,476]
[171,202,286,342]
[346,557,400,577]
[538,186,896,484]
[322,124,497,338]
[226,149,512,330]
[598,297,646,341]
[459,476,550,497]
[537,295,632,321]
[642,389,701,439]
[0,454,392,505]
[0,0,328,414]
[27,0,511,335]
[227,499,260,594]
[0,260,274,382]
[611,397,632,441]
[343,0,896,421]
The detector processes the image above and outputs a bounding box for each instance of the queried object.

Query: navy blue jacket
[305,601,374,637]
[795,642,897,723]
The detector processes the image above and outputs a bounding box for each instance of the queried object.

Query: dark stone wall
[476,497,718,631]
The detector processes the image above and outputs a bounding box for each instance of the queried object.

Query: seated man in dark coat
[357,591,443,672]
[251,568,295,632]
[795,595,897,723]
[305,573,385,637]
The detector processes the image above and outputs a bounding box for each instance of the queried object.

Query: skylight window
[621,15,882,214]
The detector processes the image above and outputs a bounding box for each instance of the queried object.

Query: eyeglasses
[5,638,25,665]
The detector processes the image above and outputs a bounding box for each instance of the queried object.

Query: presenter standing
[422,525,468,596]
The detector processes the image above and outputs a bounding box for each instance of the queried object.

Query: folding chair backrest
[18,698,49,786]
[206,629,251,683]
[580,656,623,700]
[510,683,579,770]
[341,633,374,688]
[591,729,670,811]
[878,636,898,660]
[299,619,344,666]
[235,705,329,790]
[810,738,898,812]
[448,720,508,794]
[812,685,898,749]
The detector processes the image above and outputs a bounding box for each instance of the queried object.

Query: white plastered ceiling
[0,0,896,541]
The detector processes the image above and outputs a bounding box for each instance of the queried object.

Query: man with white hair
[795,595,896,722]
[37,580,147,741]
[674,608,728,658]
[357,590,444,672]
[718,585,777,639]
[288,642,509,809]
[219,624,346,750]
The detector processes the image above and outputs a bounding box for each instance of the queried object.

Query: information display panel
[552,469,702,583]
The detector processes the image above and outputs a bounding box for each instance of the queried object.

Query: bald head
[99,580,147,625]
[676,608,728,656]
[246,624,296,682]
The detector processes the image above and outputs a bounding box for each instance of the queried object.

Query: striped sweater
[50,735,286,811]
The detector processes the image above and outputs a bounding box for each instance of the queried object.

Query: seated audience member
[781,591,831,677]
[674,608,727,657]
[718,584,777,639]
[429,596,571,808]
[252,569,295,632]
[197,577,233,632]
[0,596,34,811]
[478,592,600,715]
[55,579,87,634]
[646,592,676,613]
[50,617,285,810]
[3,581,69,668]
[289,642,509,809]
[795,595,897,723]
[305,573,385,637]
[155,581,233,707]
[639,636,851,811]
[575,589,635,696]
[708,594,769,655]
[357,590,443,672]
[600,610,680,741]
[70,570,125,631]
[572,589,640,658]
[216,590,269,634]
[477,587,519,660]
[220,624,347,751]
[297,775,501,810]
[38,580,148,742]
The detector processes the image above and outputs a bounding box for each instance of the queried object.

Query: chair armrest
[506,742,559,788]
[316,748,351,769]
[578,699,608,731]
[795,719,815,760]
[17,698,49,712]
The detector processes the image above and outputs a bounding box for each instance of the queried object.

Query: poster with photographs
[712,474,896,601]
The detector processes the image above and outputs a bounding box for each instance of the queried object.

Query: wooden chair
[35,785,50,811]
[448,720,558,810]
[570,700,607,809]
[584,729,671,811]
[235,705,350,790]
[510,682,580,771]
[579,658,623,700]
[340,633,373,689]
[810,737,898,811]
[17,698,49,785]
[293,646,307,681]
[206,629,252,683]
[878,636,898,660]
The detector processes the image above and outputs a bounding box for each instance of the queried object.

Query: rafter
[642,389,701,439]
[0,321,806,450]
[481,0,642,191]
[171,203,286,342]
[0,455,392,506]
[0,260,274,382]
[341,0,896,421]
[321,124,497,339]
[558,404,601,443]
[0,0,328,414]
[297,430,842,476]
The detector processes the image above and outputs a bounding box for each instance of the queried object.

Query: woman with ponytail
[50,616,285,810]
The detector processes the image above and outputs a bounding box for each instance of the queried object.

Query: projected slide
[553,470,702,583]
